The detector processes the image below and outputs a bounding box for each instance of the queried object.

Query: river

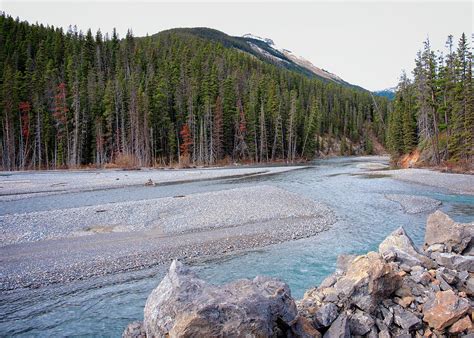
[1,156,473,336]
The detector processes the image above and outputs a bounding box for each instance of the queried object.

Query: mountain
[156,28,358,88]
[374,87,396,100]
[242,33,348,85]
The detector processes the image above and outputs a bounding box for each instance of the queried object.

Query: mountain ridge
[154,27,365,90]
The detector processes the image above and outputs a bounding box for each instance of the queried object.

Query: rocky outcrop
[127,260,310,337]
[299,211,473,336]
[425,210,473,254]
[124,211,473,337]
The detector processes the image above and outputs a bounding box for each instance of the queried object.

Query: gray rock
[323,313,351,338]
[319,274,338,289]
[367,327,379,338]
[410,269,432,286]
[435,271,453,291]
[349,309,375,335]
[378,329,391,338]
[143,260,299,337]
[314,303,340,328]
[381,307,394,327]
[424,210,473,254]
[393,306,421,331]
[379,227,434,269]
[122,321,145,338]
[462,276,474,296]
[425,243,445,254]
[432,253,474,272]
[336,255,357,273]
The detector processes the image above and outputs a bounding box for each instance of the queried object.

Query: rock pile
[124,211,473,337]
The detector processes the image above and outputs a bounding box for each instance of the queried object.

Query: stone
[422,290,470,331]
[333,252,402,312]
[143,260,299,337]
[396,296,414,308]
[435,271,452,291]
[314,302,339,328]
[463,276,474,296]
[319,274,338,288]
[122,321,146,338]
[393,306,422,331]
[411,270,432,286]
[323,313,351,338]
[367,327,379,338]
[424,211,473,254]
[379,227,435,268]
[336,254,357,273]
[294,316,322,338]
[425,243,445,254]
[448,315,472,334]
[144,178,155,186]
[379,306,393,327]
[432,253,474,272]
[437,267,457,284]
[321,287,340,303]
[349,309,375,335]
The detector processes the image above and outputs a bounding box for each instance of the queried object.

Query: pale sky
[1,1,472,91]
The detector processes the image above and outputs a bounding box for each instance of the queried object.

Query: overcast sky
[2,1,472,91]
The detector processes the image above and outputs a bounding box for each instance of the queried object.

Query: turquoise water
[1,157,473,336]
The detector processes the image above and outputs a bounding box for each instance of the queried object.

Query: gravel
[0,166,306,200]
[385,194,442,214]
[1,186,325,246]
[368,169,474,195]
[0,185,335,291]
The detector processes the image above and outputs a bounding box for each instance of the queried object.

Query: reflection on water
[1,157,473,336]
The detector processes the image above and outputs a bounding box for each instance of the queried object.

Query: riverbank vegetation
[0,14,389,170]
[386,34,473,171]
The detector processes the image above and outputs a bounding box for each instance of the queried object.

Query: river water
[1,157,473,336]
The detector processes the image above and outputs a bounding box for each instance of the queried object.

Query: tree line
[1,13,389,170]
[387,33,473,166]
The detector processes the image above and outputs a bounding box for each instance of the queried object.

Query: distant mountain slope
[156,28,361,89]
[374,87,396,100]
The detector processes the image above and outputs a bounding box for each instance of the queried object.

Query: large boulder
[143,260,304,337]
[424,211,473,254]
[379,227,434,268]
[332,252,402,312]
[422,290,470,331]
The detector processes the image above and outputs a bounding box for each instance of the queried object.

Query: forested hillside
[387,34,473,168]
[0,14,389,170]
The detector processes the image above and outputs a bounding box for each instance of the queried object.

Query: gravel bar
[0,166,306,200]
[368,168,474,195]
[0,186,335,291]
[384,194,442,214]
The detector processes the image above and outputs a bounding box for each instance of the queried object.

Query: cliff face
[124,211,473,337]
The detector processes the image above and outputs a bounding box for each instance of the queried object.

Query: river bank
[368,168,474,195]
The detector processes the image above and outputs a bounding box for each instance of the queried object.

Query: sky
[2,1,472,91]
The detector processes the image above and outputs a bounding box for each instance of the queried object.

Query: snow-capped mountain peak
[243,33,275,46]
[242,33,345,84]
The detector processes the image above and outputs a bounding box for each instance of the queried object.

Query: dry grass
[104,153,140,170]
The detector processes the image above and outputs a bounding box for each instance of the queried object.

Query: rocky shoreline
[124,210,473,337]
